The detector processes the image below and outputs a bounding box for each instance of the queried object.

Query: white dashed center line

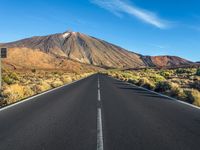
[97,108,104,150]
[98,89,101,102]
[98,78,100,89]
[97,76,104,150]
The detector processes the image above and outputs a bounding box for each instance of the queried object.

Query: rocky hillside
[2,47,101,73]
[1,31,194,69]
[142,56,193,68]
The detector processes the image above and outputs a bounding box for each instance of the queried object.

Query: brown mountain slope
[2,31,145,68]
[2,47,101,73]
[151,56,193,67]
[1,31,194,69]
[142,56,193,68]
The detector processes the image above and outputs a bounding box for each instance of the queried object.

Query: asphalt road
[0,74,200,150]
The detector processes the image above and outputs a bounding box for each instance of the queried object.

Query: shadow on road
[113,81,172,101]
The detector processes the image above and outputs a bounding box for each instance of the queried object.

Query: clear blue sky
[0,0,199,61]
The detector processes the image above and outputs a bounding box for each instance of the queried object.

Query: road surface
[0,74,200,150]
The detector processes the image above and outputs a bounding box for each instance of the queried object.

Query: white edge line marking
[0,74,95,112]
[97,108,104,150]
[109,76,200,110]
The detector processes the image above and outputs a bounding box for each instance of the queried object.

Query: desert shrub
[41,81,52,90]
[2,76,14,85]
[160,70,172,79]
[121,72,133,78]
[115,73,123,80]
[169,83,180,96]
[150,74,166,83]
[176,68,192,74]
[127,75,139,84]
[61,76,72,84]
[3,84,36,104]
[31,69,36,73]
[32,85,44,94]
[0,99,7,107]
[138,77,156,90]
[72,76,78,81]
[155,81,172,92]
[75,75,81,79]
[3,72,20,85]
[32,81,52,93]
[191,80,200,90]
[184,89,200,106]
[9,72,19,80]
[168,83,187,99]
[196,68,200,76]
[3,84,26,104]
[1,70,94,106]
[127,79,137,84]
[51,79,63,88]
[23,86,35,97]
[174,89,187,100]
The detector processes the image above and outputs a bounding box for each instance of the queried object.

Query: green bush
[176,68,192,74]
[31,69,36,73]
[127,76,139,84]
[150,74,166,83]
[155,81,172,92]
[160,70,172,79]
[9,72,19,80]
[196,68,200,76]
[191,80,200,90]
[3,76,14,85]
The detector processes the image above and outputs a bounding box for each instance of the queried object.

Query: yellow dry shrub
[75,75,81,79]
[138,77,156,90]
[170,83,180,95]
[83,73,92,77]
[169,83,187,100]
[61,76,72,84]
[40,81,52,90]
[2,84,29,104]
[191,90,200,107]
[51,79,64,88]
[23,86,35,97]
[81,73,93,78]
[184,89,200,106]
[32,81,52,94]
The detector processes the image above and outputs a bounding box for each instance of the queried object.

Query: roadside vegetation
[103,68,200,107]
[0,69,94,107]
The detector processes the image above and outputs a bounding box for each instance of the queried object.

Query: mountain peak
[62,32,70,38]
[1,31,194,69]
[62,30,79,38]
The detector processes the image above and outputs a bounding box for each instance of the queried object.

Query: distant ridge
[143,56,193,68]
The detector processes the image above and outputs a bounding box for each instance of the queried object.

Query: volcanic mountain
[0,31,194,69]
